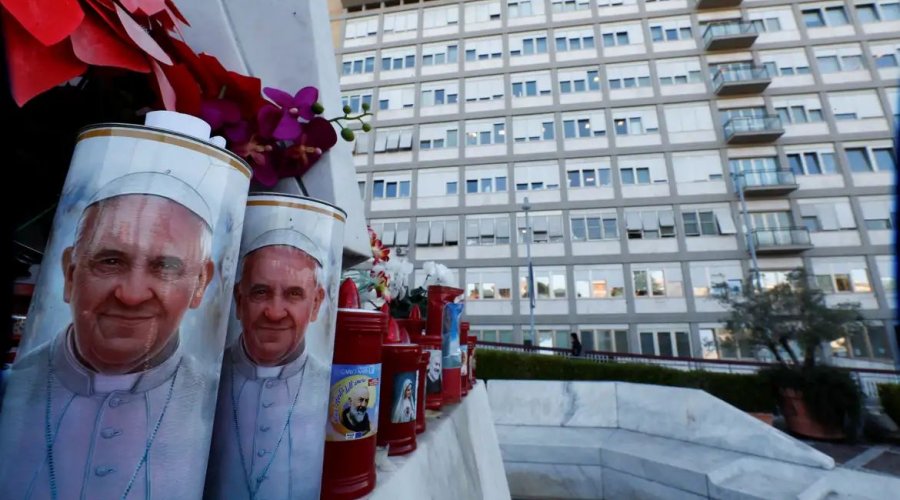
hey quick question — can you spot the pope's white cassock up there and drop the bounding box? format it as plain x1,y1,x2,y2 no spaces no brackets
204,341,330,500
0,327,213,499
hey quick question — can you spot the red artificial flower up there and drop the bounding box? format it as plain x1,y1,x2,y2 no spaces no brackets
368,226,390,264
1,0,185,106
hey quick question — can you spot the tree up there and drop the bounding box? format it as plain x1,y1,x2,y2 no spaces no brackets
714,268,864,369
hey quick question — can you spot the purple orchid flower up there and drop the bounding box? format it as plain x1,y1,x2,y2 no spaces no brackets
263,86,320,141
199,98,251,142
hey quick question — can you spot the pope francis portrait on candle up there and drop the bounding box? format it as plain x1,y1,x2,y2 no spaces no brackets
0,171,217,499
204,227,331,500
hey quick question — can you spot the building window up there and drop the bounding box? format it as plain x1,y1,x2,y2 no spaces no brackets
815,269,871,293
520,268,568,299
342,55,375,75
415,219,459,247
381,51,416,71
750,17,783,33
372,179,411,199
555,30,595,52
564,118,594,138
774,104,824,124
517,215,565,243
466,122,506,145
342,92,373,113
580,329,629,353
682,211,717,236
466,217,511,246
446,181,458,195
419,128,458,150
832,324,891,359
802,6,849,27
422,44,459,66
559,69,601,93
370,221,411,248
816,53,866,73
465,176,508,193
649,24,692,42
700,328,754,359
466,269,512,300
620,167,651,185
571,214,619,241
567,168,612,188
640,330,691,357
421,87,459,106
785,151,837,175
510,35,549,56
625,210,677,239
551,0,591,12
633,269,680,297
602,31,630,47
513,117,556,142
574,268,626,299
761,58,812,77
861,198,895,230
846,147,896,173
474,329,515,343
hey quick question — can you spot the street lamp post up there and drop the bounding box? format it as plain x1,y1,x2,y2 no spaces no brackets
732,171,762,290
522,197,536,347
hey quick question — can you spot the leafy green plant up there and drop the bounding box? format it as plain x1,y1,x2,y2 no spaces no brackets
713,268,865,438
476,349,775,412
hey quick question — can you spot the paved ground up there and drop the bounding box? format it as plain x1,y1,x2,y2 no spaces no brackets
806,440,900,477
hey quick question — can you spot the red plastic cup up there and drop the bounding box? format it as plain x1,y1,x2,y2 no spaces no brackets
321,308,385,500
377,343,421,456
415,351,429,434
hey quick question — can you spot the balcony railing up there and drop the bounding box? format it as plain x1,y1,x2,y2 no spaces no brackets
703,21,758,50
713,66,771,95
723,115,784,143
739,169,798,195
752,227,812,252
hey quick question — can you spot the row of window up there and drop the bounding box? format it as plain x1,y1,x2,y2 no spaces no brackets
344,1,900,45
361,145,895,203
473,321,893,360
451,259,895,304
368,200,894,250
342,18,900,78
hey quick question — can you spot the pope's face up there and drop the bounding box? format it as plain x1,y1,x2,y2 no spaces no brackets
236,245,325,366
63,195,214,375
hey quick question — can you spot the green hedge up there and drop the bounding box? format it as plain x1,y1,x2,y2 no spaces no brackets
878,384,900,426
477,349,775,413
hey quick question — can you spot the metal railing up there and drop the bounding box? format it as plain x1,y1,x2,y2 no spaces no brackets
476,341,900,400
723,115,783,140
713,66,770,89
702,20,758,44
740,169,797,188
751,226,811,249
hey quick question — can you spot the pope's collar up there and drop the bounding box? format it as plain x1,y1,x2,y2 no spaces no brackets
51,326,183,396
231,336,308,380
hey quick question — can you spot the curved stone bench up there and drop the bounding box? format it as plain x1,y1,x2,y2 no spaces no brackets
488,380,900,499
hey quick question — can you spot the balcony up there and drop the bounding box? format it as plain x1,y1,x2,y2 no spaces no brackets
724,115,784,144
713,66,771,96
703,21,758,51
739,170,798,196
696,0,743,8
752,227,812,254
